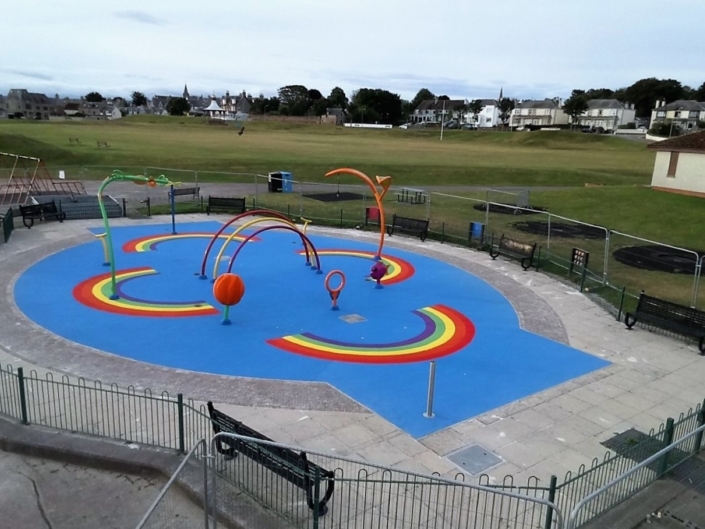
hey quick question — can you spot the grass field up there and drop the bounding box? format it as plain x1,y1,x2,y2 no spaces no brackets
2,117,703,309
0,116,654,186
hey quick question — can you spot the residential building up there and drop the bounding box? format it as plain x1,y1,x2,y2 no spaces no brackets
647,131,705,198
578,99,636,131
4,89,52,120
0,95,6,119
150,96,170,115
464,99,500,128
326,107,347,125
410,99,466,124
650,100,705,131
511,99,569,128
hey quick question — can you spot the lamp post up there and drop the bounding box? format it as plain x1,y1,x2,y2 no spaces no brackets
435,97,446,141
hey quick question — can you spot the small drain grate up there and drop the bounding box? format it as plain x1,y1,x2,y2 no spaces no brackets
339,314,367,324
448,444,503,475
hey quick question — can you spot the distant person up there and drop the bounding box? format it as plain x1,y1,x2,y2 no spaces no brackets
238,126,245,136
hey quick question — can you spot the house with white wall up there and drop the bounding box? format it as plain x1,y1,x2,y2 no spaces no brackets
647,131,705,198
650,100,705,131
579,99,636,131
463,99,500,128
511,99,569,128
410,99,466,124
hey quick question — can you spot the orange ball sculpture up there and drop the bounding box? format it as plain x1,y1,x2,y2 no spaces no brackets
213,273,245,325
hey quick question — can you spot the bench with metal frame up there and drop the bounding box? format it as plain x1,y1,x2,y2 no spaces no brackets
386,213,429,241
207,402,335,514
489,234,536,271
206,196,246,215
624,292,705,355
168,186,200,201
19,200,67,229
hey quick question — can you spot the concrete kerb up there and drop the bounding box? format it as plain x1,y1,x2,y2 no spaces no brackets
0,415,286,529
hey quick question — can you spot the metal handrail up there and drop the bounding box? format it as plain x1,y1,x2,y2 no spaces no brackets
565,423,705,529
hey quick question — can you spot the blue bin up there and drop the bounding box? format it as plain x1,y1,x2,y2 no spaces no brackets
469,221,485,242
281,171,293,193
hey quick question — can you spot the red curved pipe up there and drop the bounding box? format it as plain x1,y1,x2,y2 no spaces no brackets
200,209,292,277
226,226,321,275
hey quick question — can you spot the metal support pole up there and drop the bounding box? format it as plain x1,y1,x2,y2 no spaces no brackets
547,214,551,250
579,266,587,293
170,184,177,235
17,367,28,425
177,393,185,454
122,198,127,218
603,231,610,285
692,258,702,308
659,417,675,476
544,475,558,529
423,361,436,418
617,287,626,322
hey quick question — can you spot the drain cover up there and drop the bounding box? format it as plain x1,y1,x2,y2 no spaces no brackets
339,314,367,324
448,444,503,475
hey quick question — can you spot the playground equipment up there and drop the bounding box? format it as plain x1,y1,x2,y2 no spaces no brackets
325,270,346,310
98,170,174,299
95,233,110,266
370,261,388,289
199,209,294,279
324,168,392,260
210,216,316,281
225,225,322,276
213,273,245,325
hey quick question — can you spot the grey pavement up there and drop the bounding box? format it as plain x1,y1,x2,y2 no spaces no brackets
0,448,166,529
1,211,704,518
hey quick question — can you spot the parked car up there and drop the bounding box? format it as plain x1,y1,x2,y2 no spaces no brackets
398,123,410,129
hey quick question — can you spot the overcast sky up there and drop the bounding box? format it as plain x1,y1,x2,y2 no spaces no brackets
2,0,704,102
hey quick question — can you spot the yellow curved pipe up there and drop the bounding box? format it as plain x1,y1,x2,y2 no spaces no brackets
324,168,392,259
212,217,313,280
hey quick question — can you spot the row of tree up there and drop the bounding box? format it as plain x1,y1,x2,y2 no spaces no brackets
83,76,705,121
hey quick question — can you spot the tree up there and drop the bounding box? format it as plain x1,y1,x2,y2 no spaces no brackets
623,78,686,117
469,99,485,126
312,97,329,117
85,91,104,102
498,97,515,128
694,82,705,101
562,90,589,129
349,88,403,125
166,97,191,116
131,91,147,106
410,88,435,110
327,87,348,109
307,89,323,101
585,88,614,99
277,85,310,116
649,120,680,138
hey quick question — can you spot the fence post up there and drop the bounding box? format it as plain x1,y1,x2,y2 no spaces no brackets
659,417,675,475
340,209,343,228
17,367,28,425
423,361,436,418
122,198,127,218
177,393,185,454
547,214,551,250
694,401,705,453
544,475,558,529
603,231,610,284
441,222,445,244
617,287,626,322
312,466,321,529
536,247,542,272
579,265,587,292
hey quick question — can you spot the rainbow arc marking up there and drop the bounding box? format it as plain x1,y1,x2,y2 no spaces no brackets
267,304,474,363
297,249,414,285
73,267,218,317
123,232,257,253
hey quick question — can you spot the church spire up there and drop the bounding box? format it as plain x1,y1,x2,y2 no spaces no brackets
183,84,189,100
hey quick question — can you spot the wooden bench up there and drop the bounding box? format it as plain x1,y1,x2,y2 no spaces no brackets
68,137,81,144
206,196,246,215
168,187,200,201
489,234,536,271
207,402,335,514
96,141,110,148
386,214,429,241
625,293,705,355
19,200,67,229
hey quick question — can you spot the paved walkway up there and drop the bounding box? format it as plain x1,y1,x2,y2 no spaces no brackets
1,213,704,490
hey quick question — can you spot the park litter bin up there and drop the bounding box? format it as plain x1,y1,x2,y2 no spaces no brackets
268,171,293,193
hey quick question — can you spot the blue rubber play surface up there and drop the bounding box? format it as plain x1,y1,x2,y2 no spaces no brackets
14,221,609,437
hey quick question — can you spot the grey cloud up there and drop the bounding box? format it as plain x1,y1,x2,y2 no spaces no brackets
10,70,53,81
114,11,164,25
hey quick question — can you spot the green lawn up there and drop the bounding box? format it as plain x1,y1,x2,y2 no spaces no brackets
0,116,653,186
